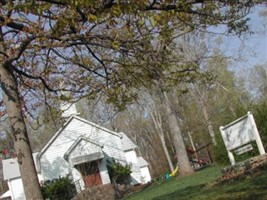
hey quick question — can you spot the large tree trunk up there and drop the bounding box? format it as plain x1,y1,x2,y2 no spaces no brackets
163,93,194,176
0,65,43,200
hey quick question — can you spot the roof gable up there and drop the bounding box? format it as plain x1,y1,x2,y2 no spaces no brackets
121,132,137,151
137,157,149,167
38,115,122,158
63,136,103,161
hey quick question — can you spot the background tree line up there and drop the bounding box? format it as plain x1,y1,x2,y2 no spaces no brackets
0,1,265,199
1,33,266,178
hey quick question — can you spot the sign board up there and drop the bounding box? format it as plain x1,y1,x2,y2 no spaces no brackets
220,114,254,151
234,144,253,155
220,112,265,165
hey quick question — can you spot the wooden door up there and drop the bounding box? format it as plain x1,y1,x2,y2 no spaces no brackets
83,172,102,187
75,161,102,187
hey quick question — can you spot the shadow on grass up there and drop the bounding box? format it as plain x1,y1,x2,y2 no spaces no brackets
152,184,205,200
124,166,267,200
152,176,267,200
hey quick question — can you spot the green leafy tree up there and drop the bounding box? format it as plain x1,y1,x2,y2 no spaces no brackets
0,1,259,198
248,63,267,102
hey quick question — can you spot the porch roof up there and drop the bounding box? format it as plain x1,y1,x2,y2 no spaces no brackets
64,136,103,162
120,132,137,151
138,157,149,167
72,152,104,166
0,190,11,199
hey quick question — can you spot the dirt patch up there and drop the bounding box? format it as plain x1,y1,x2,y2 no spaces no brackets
71,183,152,200
122,183,152,198
72,184,116,200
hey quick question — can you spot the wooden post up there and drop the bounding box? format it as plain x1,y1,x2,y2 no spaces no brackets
248,112,265,155
188,132,200,164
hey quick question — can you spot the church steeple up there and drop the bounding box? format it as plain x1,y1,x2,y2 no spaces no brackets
59,81,79,119
60,101,79,118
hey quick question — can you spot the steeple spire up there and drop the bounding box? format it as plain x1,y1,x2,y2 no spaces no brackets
60,102,79,118
59,81,79,119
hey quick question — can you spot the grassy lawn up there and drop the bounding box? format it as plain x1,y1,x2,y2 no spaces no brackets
123,165,267,200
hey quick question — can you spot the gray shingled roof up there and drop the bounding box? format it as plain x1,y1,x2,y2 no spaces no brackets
2,152,39,180
120,132,137,151
137,157,148,167
38,116,122,158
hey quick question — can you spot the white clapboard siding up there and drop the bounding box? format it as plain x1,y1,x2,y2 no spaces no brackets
40,118,95,179
1,114,152,199
8,178,25,200
125,151,138,164
137,157,151,183
39,116,126,181
99,158,111,185
130,163,142,185
125,150,145,184
67,138,106,187
125,150,139,184
140,166,152,183
68,139,102,160
38,115,150,188
71,168,84,191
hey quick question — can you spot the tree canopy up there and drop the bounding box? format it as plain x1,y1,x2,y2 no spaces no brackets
0,0,261,199
0,0,257,114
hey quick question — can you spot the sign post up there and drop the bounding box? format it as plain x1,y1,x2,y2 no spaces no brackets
248,112,265,155
220,112,265,165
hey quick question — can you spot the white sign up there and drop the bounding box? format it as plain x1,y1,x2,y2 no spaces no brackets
220,112,265,165
234,144,253,155
220,114,254,151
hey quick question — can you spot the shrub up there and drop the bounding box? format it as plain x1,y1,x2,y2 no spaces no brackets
213,134,230,166
252,102,267,149
107,158,132,184
41,177,76,200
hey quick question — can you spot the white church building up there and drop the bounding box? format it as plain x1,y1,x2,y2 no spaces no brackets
1,104,151,200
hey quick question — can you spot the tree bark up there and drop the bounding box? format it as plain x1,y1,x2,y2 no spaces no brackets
0,65,43,200
151,109,174,172
197,89,216,145
163,92,194,176
189,84,217,146
201,101,217,146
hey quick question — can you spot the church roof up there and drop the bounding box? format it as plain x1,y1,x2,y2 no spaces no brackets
137,157,149,167
38,115,122,158
120,132,137,151
63,136,103,161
